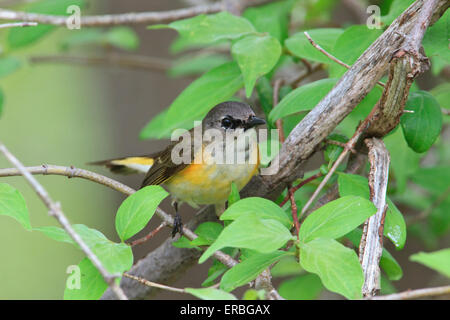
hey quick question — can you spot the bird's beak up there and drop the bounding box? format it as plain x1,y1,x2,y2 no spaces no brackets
245,116,266,129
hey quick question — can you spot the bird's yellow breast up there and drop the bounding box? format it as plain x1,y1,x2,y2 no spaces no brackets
164,137,260,207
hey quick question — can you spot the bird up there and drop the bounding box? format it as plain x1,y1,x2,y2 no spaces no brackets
91,101,266,237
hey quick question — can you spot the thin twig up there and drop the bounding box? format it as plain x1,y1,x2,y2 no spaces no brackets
127,222,167,247
123,273,185,294
279,172,323,207
370,285,450,300
0,0,270,27
0,21,37,28
0,146,128,300
300,105,379,215
303,31,385,88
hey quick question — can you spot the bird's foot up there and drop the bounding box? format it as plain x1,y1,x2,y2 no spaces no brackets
172,212,183,238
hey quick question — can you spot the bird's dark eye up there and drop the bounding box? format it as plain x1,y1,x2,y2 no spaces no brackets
221,117,233,129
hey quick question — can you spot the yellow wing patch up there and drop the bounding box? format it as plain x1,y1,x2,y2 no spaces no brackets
111,157,154,166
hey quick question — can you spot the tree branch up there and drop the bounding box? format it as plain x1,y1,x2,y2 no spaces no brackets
370,285,450,300
0,21,37,28
359,138,390,298
0,147,128,300
0,0,270,27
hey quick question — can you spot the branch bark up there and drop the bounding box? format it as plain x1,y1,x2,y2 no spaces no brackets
359,138,390,298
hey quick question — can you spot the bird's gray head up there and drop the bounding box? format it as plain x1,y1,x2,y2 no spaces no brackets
202,101,266,132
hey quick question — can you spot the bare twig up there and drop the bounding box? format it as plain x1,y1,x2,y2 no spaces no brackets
359,138,390,298
370,285,450,300
0,164,135,195
123,273,185,294
0,0,270,27
300,104,379,215
0,21,37,28
30,54,172,73
0,146,128,300
279,172,323,208
127,222,167,247
303,31,385,88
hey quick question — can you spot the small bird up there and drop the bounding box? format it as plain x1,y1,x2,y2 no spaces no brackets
91,101,266,236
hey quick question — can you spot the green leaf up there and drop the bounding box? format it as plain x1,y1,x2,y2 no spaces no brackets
380,248,403,281
243,0,293,42
199,214,293,263
0,183,31,230
410,249,450,278
220,197,292,228
143,62,243,139
337,173,406,249
329,25,383,78
381,0,415,25
268,78,338,122
271,254,302,277
0,57,22,78
279,274,323,300
401,91,443,153
172,235,200,249
105,27,139,51
34,226,74,244
384,198,406,249
115,186,168,242
202,259,228,287
8,0,85,48
190,222,223,246
299,195,376,243
285,28,343,64
168,53,229,77
232,34,281,98
227,182,240,207
324,133,348,164
220,251,290,292
185,287,237,300
299,238,363,300
152,12,255,45
37,224,133,274
64,258,108,300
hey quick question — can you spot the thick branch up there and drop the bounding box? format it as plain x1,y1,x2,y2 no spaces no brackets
359,138,390,298
259,0,449,193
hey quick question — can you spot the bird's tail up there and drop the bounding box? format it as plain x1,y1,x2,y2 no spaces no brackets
88,156,154,175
